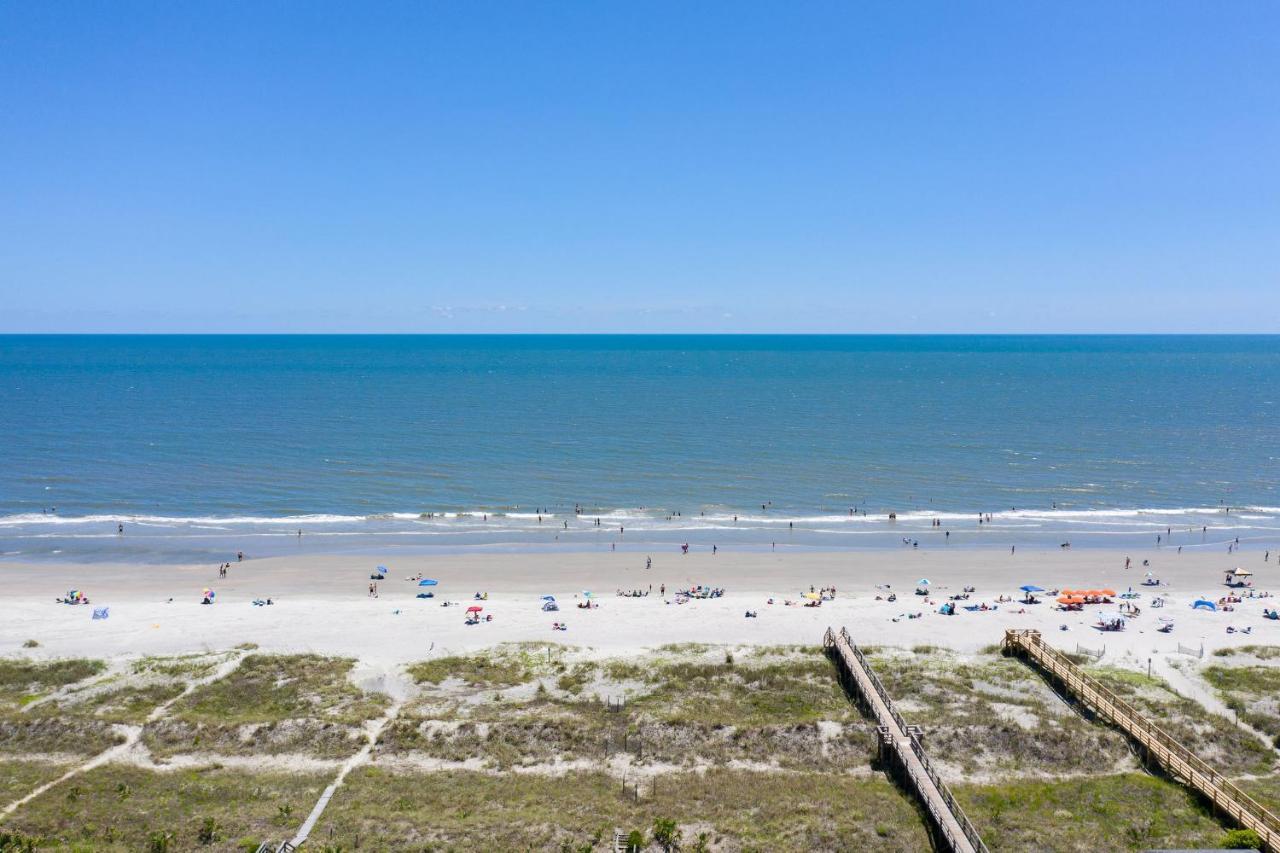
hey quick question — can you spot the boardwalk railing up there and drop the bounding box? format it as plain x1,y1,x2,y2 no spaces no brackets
825,627,989,853
1003,628,1280,852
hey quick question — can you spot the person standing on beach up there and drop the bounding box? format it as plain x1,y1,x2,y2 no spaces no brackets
117,523,123,535
646,556,651,570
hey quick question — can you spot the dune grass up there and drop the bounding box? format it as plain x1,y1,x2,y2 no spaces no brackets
954,773,1231,851
0,659,105,709
0,759,74,806
0,660,130,757
863,649,1133,776
384,646,866,771
1212,645,1280,660
407,653,535,688
1088,666,1274,775
406,643,584,689
165,654,383,725
142,654,387,759
0,764,327,851
627,656,856,727
1237,774,1280,813
320,767,929,851
1201,664,1280,747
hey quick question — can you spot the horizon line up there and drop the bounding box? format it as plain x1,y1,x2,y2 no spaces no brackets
2,331,1279,338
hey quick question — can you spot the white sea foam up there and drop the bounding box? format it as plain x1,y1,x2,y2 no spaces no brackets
0,505,1275,534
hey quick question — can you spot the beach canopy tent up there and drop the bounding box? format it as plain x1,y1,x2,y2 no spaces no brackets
1229,568,1252,577
418,579,439,587
1020,585,1045,593
917,579,931,586
466,605,483,613
1192,599,1217,611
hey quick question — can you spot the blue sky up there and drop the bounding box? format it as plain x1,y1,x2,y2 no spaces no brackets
1,2,1277,333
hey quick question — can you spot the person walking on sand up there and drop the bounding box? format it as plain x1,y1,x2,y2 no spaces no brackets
646,556,652,570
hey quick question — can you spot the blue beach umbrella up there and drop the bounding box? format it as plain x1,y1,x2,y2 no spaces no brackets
418,579,438,587
375,565,388,575
1020,585,1045,593
541,595,556,601
917,579,931,586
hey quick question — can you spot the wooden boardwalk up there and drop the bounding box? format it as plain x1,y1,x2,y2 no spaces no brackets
1003,628,1280,852
824,627,987,853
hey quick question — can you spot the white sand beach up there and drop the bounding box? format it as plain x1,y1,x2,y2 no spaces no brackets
3,548,1274,667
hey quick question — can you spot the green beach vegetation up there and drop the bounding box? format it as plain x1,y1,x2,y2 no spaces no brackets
143,653,388,759
0,644,1275,851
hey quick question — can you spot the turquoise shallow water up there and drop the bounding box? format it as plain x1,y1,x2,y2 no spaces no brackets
1,335,1277,561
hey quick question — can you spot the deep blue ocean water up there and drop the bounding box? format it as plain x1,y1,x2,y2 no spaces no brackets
1,335,1277,561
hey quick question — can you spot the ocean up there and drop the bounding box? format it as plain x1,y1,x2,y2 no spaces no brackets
1,334,1277,562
